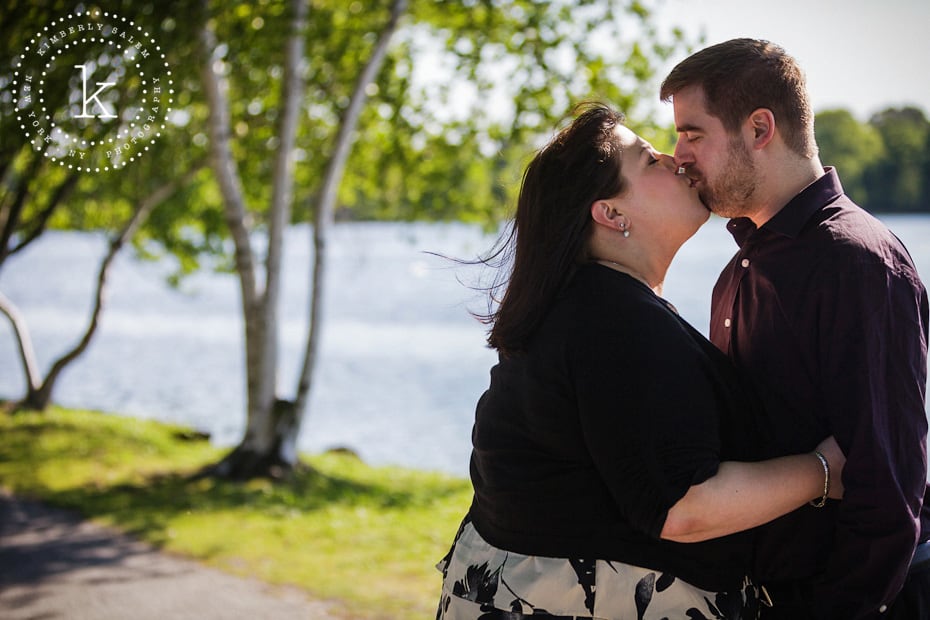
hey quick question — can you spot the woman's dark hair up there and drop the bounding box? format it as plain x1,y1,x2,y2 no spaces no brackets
481,102,627,356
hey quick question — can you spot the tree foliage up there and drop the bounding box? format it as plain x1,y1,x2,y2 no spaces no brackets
0,0,209,410
816,106,930,213
0,0,212,273
3,1,691,266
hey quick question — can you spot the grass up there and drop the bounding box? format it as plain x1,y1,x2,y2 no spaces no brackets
0,406,473,619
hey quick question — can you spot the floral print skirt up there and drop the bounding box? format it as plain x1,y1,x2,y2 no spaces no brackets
436,517,760,620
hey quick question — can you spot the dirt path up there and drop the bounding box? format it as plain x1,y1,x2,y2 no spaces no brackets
0,492,350,619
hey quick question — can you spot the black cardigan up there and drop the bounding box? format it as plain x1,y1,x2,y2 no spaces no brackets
467,263,764,592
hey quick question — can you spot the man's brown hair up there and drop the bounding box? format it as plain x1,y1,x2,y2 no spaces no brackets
660,38,817,158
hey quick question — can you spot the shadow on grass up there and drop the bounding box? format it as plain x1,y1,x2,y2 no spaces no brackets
28,460,468,547
1,409,471,553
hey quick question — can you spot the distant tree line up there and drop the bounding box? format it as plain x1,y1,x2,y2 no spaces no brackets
816,106,930,213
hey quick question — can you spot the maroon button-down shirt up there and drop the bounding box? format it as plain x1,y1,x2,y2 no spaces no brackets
710,168,930,619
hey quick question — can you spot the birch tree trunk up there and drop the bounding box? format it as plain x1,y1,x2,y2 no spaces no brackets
293,0,409,425
199,0,406,478
200,0,307,477
199,8,264,432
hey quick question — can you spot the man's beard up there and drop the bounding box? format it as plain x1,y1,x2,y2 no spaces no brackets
697,137,758,219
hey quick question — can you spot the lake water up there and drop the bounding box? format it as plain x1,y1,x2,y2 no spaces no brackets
1,215,929,477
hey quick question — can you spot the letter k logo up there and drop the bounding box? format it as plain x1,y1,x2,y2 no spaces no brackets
73,64,117,119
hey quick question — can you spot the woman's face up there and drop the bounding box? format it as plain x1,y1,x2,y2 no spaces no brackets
612,125,710,247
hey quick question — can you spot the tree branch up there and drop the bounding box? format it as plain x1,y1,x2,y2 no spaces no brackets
6,171,80,260
247,0,309,432
198,4,259,305
199,0,274,424
265,0,308,308
0,148,48,268
38,163,206,402
294,0,409,415
0,289,41,392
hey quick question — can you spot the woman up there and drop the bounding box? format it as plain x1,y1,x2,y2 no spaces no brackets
436,104,843,619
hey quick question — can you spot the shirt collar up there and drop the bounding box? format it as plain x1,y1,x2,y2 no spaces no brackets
727,167,845,247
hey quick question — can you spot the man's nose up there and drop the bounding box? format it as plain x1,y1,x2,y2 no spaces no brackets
673,140,693,166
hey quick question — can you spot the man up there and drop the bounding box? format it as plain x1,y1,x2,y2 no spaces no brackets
660,38,930,619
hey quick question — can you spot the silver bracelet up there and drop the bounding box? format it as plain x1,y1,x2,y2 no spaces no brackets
809,450,830,508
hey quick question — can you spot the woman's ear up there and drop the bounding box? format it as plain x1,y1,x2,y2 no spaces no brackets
590,200,615,227
747,108,776,150
590,201,629,235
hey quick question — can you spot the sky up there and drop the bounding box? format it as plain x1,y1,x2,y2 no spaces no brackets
647,0,930,124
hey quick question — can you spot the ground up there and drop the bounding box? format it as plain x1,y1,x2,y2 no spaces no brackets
0,491,352,620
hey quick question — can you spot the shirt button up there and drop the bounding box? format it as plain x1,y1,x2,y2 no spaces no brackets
741,258,750,268
724,318,732,328
879,605,888,613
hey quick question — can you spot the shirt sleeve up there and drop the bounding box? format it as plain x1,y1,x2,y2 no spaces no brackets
810,259,929,619
569,295,724,539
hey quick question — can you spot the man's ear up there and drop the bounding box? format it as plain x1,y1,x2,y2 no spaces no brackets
747,108,776,150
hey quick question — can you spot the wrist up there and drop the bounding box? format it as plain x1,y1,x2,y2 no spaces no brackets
809,450,830,508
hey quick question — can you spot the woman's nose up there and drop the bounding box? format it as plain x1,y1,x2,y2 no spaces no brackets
657,153,677,171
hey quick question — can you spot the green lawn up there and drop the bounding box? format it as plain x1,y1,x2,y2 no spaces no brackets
0,407,472,619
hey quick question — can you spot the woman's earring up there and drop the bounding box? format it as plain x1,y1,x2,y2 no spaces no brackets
617,214,630,238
